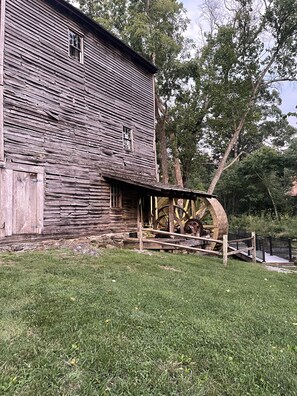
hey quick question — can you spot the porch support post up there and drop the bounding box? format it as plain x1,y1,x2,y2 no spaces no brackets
168,197,174,234
191,199,196,218
150,195,156,228
138,197,144,250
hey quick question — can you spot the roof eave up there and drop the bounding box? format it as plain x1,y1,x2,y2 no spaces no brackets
103,174,214,200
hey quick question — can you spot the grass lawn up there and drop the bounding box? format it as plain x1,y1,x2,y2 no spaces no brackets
0,248,296,396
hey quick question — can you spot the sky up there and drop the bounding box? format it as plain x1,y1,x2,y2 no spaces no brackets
182,0,297,127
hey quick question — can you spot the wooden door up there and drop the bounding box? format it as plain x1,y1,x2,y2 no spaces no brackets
0,165,44,236
13,171,38,234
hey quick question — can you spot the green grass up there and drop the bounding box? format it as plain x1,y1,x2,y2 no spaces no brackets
0,249,296,396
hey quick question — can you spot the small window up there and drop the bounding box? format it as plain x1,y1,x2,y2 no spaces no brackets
69,30,83,63
123,126,133,152
110,183,122,208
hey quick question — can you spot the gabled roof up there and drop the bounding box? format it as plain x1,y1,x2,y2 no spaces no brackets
102,171,214,200
44,0,158,74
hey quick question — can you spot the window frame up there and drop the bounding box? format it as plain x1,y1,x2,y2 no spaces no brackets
122,126,133,152
68,29,84,64
110,183,122,209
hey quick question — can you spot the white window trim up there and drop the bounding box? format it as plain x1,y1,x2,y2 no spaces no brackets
122,125,134,152
68,29,84,64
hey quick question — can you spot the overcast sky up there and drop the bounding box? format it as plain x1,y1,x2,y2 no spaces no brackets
182,0,297,127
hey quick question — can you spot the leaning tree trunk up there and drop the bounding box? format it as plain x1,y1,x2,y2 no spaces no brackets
155,95,169,184
207,112,249,194
157,123,169,184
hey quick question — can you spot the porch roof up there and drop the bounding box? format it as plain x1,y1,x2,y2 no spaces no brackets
102,172,214,200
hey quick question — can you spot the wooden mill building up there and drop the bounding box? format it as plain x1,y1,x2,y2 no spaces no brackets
0,0,212,245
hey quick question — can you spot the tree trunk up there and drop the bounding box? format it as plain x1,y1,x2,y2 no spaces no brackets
155,95,169,184
170,131,183,187
207,112,249,194
158,122,169,184
266,185,280,220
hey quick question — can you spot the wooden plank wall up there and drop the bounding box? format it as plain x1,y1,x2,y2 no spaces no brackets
0,0,6,162
2,0,156,239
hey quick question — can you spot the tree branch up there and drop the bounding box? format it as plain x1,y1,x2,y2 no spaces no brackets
223,152,244,171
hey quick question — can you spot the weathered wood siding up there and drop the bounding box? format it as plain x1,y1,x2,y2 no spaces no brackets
1,0,156,238
0,0,6,162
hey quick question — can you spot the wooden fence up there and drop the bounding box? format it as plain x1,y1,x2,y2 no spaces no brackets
138,227,257,267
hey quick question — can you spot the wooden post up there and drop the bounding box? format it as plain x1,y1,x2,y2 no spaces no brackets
150,195,156,228
223,234,228,268
154,196,158,228
138,197,143,251
191,199,196,218
168,197,174,234
251,232,256,263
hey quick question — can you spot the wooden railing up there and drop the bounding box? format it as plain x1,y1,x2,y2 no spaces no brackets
224,232,256,266
138,227,257,267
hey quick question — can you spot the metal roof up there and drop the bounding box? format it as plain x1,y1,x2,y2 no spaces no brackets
45,0,158,74
102,172,214,200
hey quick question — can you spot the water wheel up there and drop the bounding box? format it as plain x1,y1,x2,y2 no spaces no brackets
155,197,228,249
195,197,229,249
155,204,190,233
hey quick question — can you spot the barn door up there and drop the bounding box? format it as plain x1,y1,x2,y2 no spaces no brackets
0,165,44,237
13,171,41,234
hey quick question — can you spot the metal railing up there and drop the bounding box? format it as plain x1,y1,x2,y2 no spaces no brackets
229,229,293,262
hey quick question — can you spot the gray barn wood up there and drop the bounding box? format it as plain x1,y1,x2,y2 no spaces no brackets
0,0,212,246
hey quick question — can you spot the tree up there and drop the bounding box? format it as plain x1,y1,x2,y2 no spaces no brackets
216,145,297,218
198,0,297,194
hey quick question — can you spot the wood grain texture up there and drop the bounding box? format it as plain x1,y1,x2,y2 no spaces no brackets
1,0,156,239
0,0,6,162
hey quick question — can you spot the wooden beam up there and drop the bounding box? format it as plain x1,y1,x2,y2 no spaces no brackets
168,197,174,233
191,199,196,218
137,197,143,250
144,228,222,244
251,232,256,263
227,246,254,256
5,162,45,174
142,238,221,255
223,234,228,268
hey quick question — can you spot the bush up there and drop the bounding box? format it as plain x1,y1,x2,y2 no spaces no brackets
229,215,297,238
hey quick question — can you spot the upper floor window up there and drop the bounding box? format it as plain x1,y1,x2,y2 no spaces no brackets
69,30,83,63
123,126,133,152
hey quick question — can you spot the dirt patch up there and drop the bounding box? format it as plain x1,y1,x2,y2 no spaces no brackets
159,265,182,273
265,265,297,274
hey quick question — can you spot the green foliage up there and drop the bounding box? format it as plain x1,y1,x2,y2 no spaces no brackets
168,0,297,189
216,144,297,217
229,215,297,238
0,249,297,395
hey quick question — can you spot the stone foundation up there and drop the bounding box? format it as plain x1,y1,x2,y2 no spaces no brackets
0,233,129,253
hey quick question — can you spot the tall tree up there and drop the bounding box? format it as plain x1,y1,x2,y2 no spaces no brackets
197,0,297,194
